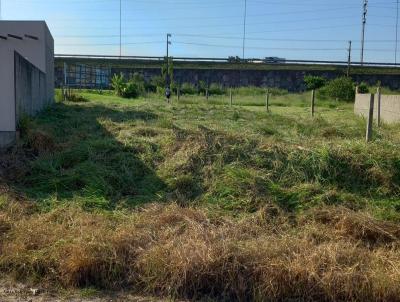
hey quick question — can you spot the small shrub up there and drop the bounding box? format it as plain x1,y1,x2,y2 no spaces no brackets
111,73,126,97
358,82,370,94
130,73,146,93
304,75,326,90
156,86,165,96
111,73,146,98
181,83,197,95
121,82,140,98
198,80,207,95
324,77,355,102
209,83,225,95
150,75,165,92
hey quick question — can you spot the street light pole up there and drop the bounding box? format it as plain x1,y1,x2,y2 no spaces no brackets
396,0,399,64
242,0,247,60
119,0,122,57
166,33,172,88
347,40,352,77
360,0,368,65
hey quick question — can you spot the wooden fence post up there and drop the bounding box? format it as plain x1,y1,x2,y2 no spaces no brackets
266,89,270,112
230,89,233,106
377,86,381,127
366,93,375,142
311,89,315,117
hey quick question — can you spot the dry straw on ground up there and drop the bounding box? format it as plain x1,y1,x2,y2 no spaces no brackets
0,202,399,302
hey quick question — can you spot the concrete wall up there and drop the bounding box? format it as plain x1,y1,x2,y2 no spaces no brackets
55,58,400,92
15,52,48,123
0,21,54,148
354,93,400,124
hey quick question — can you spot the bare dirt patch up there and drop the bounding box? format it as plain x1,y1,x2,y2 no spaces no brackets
0,278,168,302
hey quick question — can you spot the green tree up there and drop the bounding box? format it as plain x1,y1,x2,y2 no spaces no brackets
304,75,326,90
325,76,355,102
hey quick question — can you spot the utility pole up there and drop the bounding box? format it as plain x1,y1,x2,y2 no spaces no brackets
242,0,247,60
360,0,368,65
396,0,399,64
119,0,122,57
166,33,172,88
347,40,352,77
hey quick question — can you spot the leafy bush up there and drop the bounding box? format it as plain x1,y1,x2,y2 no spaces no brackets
111,73,126,97
150,76,165,92
156,86,165,96
181,83,197,95
111,73,146,98
209,83,225,95
198,80,207,95
324,77,355,102
304,75,326,90
358,82,370,94
121,82,140,98
130,73,146,95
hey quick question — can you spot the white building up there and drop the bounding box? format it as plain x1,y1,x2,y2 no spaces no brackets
0,21,54,148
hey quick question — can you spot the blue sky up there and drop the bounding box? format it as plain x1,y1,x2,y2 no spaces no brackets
1,0,399,62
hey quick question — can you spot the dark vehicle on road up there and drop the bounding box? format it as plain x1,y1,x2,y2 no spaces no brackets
263,56,286,63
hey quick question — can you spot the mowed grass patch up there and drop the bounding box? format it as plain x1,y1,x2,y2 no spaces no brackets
1,91,400,299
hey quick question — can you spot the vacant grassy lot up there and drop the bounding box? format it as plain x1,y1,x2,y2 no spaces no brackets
1,91,400,301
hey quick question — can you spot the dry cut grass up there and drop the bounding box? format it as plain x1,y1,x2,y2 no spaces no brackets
0,202,399,302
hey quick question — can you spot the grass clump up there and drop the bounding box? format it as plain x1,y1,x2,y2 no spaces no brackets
66,93,89,103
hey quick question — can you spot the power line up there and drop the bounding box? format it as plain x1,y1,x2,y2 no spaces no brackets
55,32,400,44
57,41,164,46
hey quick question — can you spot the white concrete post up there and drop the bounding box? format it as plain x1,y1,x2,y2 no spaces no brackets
377,86,381,127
